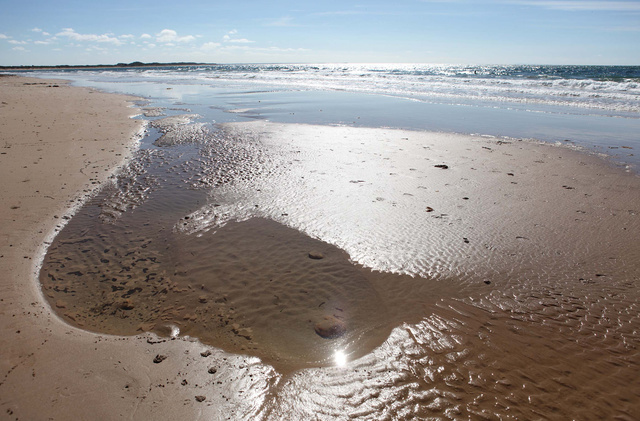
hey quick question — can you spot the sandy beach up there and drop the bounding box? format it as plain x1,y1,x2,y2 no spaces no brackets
0,76,265,420
2,74,639,420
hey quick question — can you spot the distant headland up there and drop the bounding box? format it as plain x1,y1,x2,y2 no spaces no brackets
0,61,214,71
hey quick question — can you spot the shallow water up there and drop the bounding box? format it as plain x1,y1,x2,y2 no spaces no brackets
26,64,640,168
35,67,640,418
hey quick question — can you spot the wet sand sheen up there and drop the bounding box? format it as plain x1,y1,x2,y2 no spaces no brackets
43,214,448,372
37,115,640,417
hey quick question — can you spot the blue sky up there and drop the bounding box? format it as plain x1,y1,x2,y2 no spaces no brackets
1,0,639,65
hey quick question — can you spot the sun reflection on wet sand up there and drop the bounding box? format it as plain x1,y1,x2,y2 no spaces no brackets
333,350,348,367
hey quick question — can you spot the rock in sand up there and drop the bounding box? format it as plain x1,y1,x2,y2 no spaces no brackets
314,315,346,339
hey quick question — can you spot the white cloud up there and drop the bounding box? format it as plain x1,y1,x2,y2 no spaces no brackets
156,29,196,43
34,40,52,45
119,34,135,40
508,1,640,11
202,42,221,50
223,30,254,43
12,46,27,51
140,33,152,39
32,27,42,32
0,34,10,39
56,28,124,45
8,40,28,45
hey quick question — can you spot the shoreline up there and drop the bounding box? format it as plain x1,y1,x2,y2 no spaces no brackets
2,74,639,419
0,75,250,420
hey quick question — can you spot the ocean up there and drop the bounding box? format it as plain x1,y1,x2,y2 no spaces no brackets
28,63,640,167
26,64,640,419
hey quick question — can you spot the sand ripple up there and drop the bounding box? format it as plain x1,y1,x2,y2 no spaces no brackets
39,121,640,419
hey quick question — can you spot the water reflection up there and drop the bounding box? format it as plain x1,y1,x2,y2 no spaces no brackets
334,350,347,367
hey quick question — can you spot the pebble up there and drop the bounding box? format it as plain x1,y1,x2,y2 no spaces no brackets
153,354,167,364
314,315,346,339
308,251,324,260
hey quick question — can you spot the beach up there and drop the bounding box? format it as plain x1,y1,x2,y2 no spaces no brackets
1,73,639,419
0,76,262,420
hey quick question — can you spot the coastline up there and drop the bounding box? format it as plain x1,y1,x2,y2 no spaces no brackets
1,74,639,419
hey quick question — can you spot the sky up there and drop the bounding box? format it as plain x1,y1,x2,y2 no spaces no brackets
1,0,639,66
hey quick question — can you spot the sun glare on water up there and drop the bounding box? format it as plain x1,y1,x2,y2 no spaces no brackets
334,350,347,367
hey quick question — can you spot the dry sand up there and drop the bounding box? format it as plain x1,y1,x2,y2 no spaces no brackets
1,75,639,420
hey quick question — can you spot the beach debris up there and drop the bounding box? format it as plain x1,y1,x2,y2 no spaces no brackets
425,206,434,212
314,315,346,339
484,280,491,285
308,251,324,260
153,354,167,364
463,237,470,244
119,300,135,310
195,395,206,402
434,164,449,169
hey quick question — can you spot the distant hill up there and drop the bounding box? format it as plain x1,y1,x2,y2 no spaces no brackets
0,62,214,70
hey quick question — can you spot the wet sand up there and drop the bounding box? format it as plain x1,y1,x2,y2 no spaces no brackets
3,75,640,419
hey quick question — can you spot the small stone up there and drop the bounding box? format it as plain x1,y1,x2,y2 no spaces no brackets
181,379,188,386
198,295,208,303
195,395,206,402
200,350,212,357
119,300,135,310
434,164,449,169
55,300,67,309
308,251,324,260
153,354,167,364
208,367,217,374
314,316,346,339
484,280,491,285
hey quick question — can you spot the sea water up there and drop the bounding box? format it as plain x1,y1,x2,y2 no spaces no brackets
27,63,640,167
